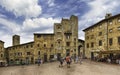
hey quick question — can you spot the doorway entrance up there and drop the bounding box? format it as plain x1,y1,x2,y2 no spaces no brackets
57,53,61,60
91,52,94,60
44,54,47,62
66,49,70,56
31,57,34,64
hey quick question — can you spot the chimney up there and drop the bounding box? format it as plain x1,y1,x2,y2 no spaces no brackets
105,13,112,19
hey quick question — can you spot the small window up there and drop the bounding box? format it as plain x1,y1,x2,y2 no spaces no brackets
109,38,113,46
118,27,120,31
31,45,33,48
20,53,22,56
74,49,76,52
118,36,120,45
66,35,70,39
57,26,61,29
18,53,20,56
99,32,102,36
26,45,28,48
44,44,46,47
109,20,112,25
1,54,3,57
99,40,102,46
66,42,70,46
58,41,60,44
38,51,40,55
51,44,53,47
74,38,76,41
37,44,40,47
27,52,30,55
109,29,113,33
91,42,94,48
87,43,89,48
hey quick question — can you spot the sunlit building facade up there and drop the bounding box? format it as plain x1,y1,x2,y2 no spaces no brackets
83,13,120,59
0,15,84,65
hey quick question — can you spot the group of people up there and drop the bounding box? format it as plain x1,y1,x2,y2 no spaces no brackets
37,58,43,66
107,58,120,64
94,54,120,65
59,55,83,68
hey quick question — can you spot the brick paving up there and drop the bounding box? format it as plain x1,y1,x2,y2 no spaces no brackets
0,60,120,75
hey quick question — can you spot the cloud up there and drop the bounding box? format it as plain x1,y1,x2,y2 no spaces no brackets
79,0,120,30
0,17,60,47
0,13,7,18
1,0,120,47
78,0,120,40
22,17,60,32
0,0,42,18
41,0,83,18
47,0,55,7
0,34,12,47
0,18,21,34
78,31,85,40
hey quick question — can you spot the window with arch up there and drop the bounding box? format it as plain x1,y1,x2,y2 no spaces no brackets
1,54,3,57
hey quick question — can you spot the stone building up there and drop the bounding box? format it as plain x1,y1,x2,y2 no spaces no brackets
83,13,120,59
0,40,6,66
6,41,34,65
0,15,84,65
34,33,54,62
54,15,78,59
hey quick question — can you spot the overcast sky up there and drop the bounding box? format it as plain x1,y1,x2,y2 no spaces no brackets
0,0,120,47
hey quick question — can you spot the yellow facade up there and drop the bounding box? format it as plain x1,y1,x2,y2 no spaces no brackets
6,42,34,65
83,13,120,59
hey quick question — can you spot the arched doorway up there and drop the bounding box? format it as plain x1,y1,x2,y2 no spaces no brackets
78,45,82,56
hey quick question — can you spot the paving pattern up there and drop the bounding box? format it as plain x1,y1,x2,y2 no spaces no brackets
0,60,120,75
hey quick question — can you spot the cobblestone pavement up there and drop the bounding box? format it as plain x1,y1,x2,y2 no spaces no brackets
0,60,120,75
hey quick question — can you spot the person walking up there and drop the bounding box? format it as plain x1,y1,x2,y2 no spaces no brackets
74,55,76,63
79,53,83,64
38,58,41,66
59,57,64,67
76,56,78,63
118,58,120,65
65,55,71,68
